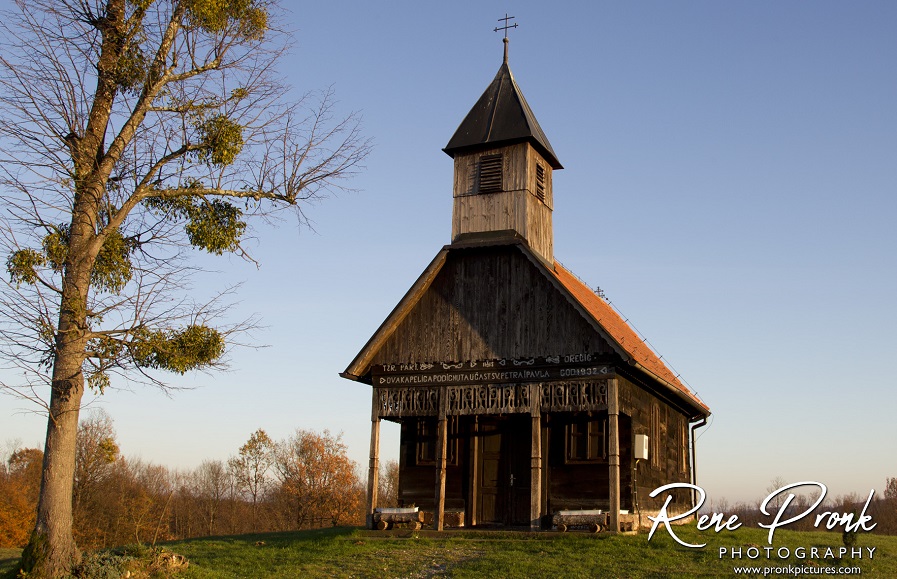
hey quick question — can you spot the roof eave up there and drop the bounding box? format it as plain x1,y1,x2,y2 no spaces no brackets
442,138,563,170
340,249,450,382
628,360,711,419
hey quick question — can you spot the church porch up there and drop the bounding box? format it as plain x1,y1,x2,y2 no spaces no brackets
365,379,630,532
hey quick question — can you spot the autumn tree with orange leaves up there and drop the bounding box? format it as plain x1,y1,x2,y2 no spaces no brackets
272,430,362,529
0,447,43,547
1,423,365,549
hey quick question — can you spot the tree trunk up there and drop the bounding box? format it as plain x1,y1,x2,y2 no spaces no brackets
251,495,258,532
21,208,94,577
20,351,86,577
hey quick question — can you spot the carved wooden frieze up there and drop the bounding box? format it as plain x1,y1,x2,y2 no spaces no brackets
375,380,608,418
445,383,531,415
377,387,438,417
540,381,607,412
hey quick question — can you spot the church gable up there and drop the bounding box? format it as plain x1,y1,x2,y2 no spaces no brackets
368,243,616,368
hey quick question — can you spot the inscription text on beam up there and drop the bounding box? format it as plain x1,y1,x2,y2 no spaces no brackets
372,354,614,388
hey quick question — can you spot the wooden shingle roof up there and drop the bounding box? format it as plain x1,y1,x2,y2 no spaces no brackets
549,261,710,416
443,60,562,169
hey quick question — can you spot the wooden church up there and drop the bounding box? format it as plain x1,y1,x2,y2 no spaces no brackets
342,37,710,532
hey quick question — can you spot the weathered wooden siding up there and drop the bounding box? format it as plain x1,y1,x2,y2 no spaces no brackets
619,376,692,510
451,143,554,262
525,196,552,264
452,188,529,239
452,143,552,201
526,144,554,211
397,419,466,510
544,413,633,512
370,246,614,365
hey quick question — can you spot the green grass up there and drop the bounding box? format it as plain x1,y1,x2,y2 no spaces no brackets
0,549,20,578
3,526,896,578
172,525,897,578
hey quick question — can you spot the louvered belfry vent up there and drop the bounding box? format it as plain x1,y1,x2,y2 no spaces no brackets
535,162,546,202
478,154,503,193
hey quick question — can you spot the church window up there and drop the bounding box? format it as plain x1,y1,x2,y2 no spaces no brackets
478,154,503,193
565,417,606,463
416,417,459,466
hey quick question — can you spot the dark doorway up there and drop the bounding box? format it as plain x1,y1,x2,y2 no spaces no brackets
476,416,531,525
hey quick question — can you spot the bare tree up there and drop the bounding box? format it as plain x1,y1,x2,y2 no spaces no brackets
228,428,273,531
378,459,399,508
73,409,120,545
191,460,230,536
876,477,897,535
764,476,789,510
0,0,370,575
886,477,897,502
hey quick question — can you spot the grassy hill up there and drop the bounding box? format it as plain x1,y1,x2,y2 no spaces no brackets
3,525,896,578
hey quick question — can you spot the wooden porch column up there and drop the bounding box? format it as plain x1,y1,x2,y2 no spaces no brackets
367,388,381,530
530,383,542,530
608,378,621,533
541,419,549,519
434,391,448,531
468,417,479,527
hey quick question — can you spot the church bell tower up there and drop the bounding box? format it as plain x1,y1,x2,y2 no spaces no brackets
443,36,563,265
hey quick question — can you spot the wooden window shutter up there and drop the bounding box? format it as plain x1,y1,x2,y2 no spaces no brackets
651,402,661,469
478,154,503,193
535,162,546,202
416,418,436,465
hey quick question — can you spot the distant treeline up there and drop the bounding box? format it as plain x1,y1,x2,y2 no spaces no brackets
0,410,399,549
700,478,897,536
4,411,892,549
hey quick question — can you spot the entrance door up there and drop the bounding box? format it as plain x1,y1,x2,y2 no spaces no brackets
477,417,531,525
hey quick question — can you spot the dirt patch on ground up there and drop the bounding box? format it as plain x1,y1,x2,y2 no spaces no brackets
377,546,484,578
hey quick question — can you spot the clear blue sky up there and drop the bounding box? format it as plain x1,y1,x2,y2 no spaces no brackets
1,1,895,505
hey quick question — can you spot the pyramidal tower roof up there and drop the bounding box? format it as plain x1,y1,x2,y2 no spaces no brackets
444,39,562,169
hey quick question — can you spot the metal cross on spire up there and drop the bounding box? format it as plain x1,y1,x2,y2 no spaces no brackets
494,14,518,38
494,14,517,62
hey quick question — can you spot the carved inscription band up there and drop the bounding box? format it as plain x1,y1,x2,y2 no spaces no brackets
542,381,607,412
378,387,438,417
376,381,607,418
446,384,530,415
371,354,613,388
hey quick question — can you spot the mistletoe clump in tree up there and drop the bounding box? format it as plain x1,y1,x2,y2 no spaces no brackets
0,0,370,576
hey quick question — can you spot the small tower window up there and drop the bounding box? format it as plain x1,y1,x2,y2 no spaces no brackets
535,162,546,202
478,154,503,193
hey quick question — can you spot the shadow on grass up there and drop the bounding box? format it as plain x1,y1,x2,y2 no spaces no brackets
165,525,356,545
0,548,22,579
